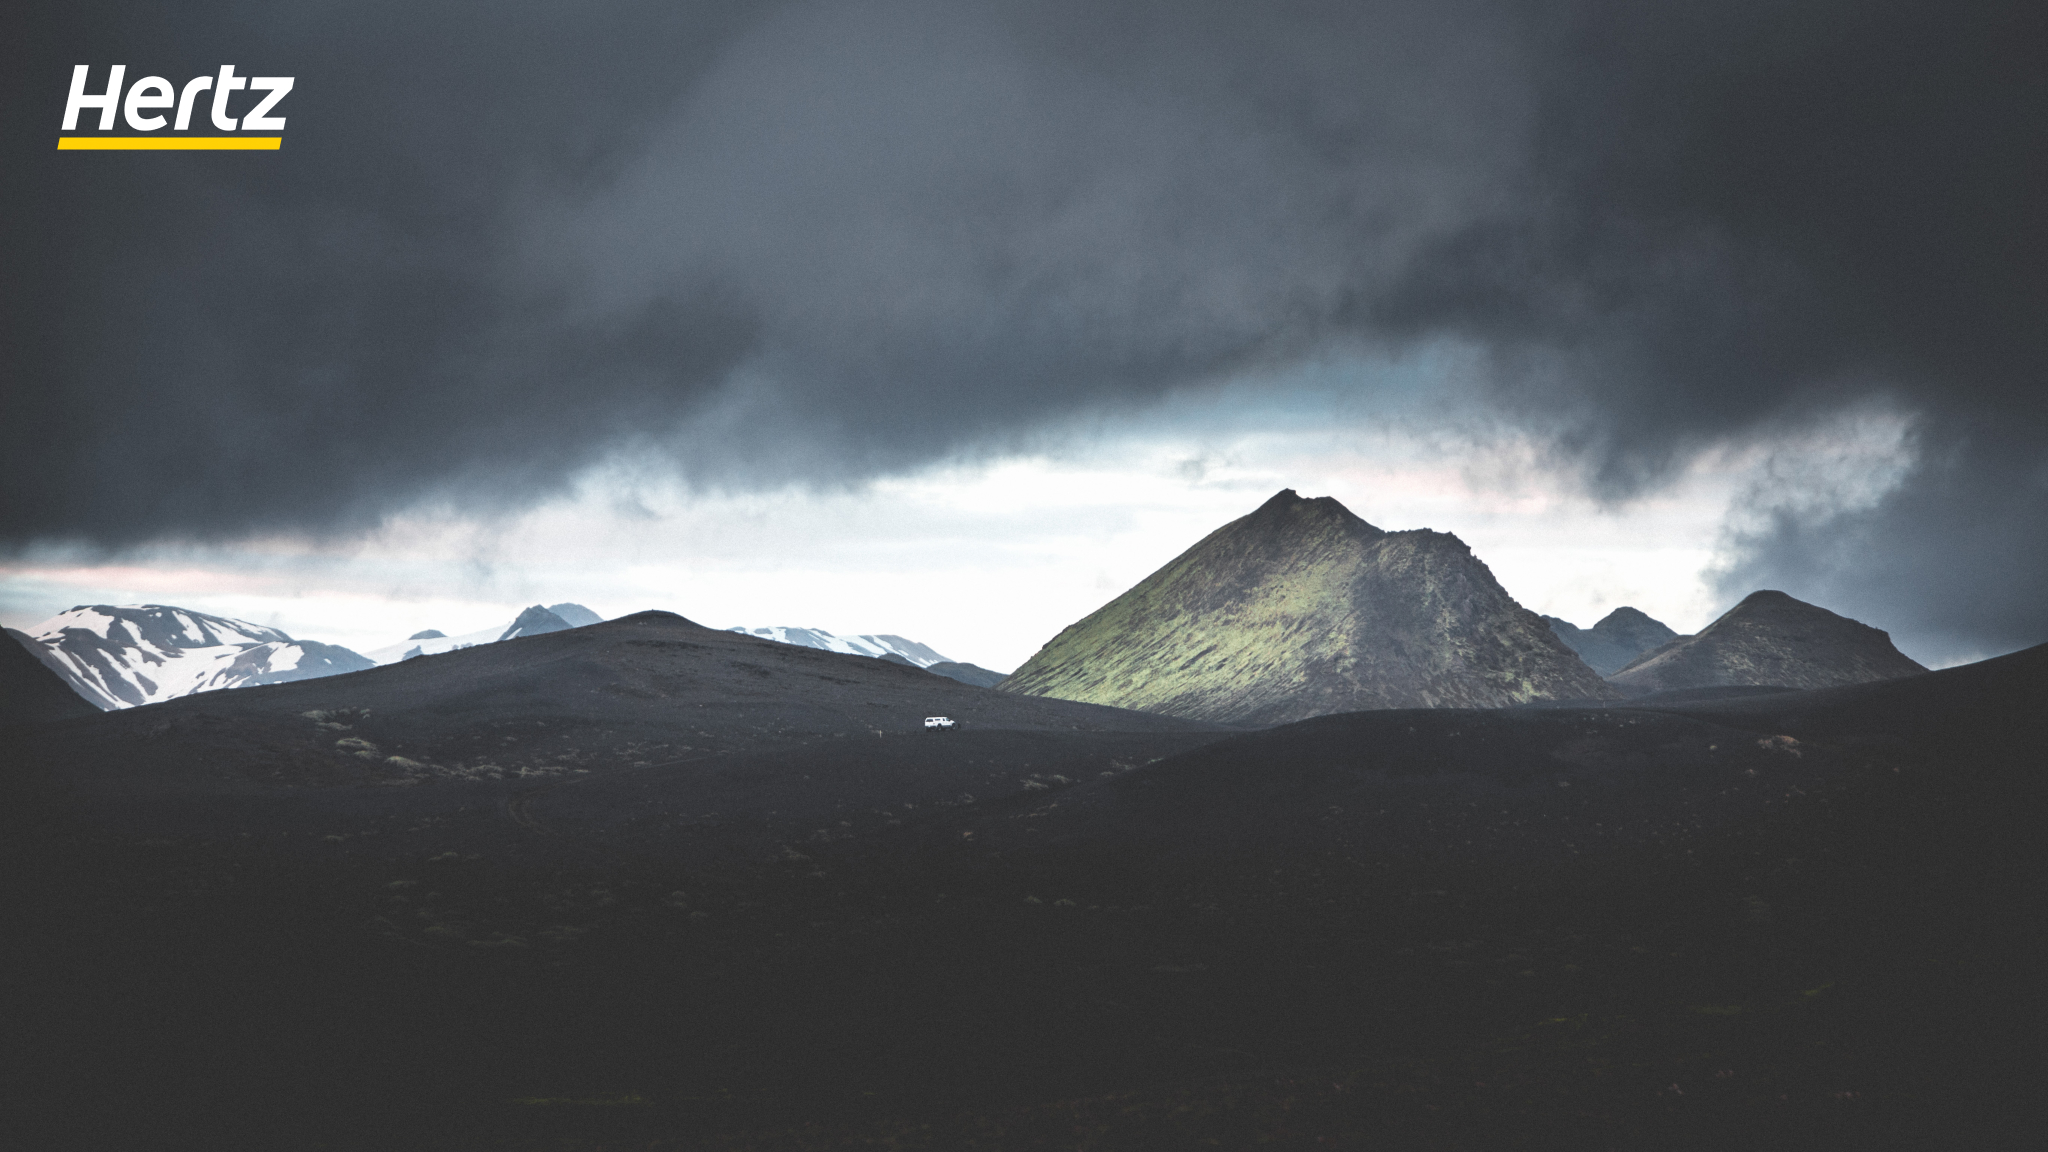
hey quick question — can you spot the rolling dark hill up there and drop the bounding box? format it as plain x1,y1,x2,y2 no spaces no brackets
4,609,1224,866
3,628,99,726
1608,590,1926,694
1001,489,1618,724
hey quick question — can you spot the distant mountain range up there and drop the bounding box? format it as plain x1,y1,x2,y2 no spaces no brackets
361,603,601,664
3,601,1012,713
9,605,377,710
999,492,1942,725
4,602,615,712
2,524,1934,724
1001,489,1619,724
724,627,950,665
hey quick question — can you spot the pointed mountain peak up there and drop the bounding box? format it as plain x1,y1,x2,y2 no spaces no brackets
1732,589,1797,609
1594,606,1663,629
1244,488,1383,536
1548,606,1680,675
499,605,573,642
1726,589,1851,622
1711,590,1885,635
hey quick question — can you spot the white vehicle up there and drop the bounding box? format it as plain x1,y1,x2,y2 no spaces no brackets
924,716,956,729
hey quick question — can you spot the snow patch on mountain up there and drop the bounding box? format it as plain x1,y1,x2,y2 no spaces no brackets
726,627,952,667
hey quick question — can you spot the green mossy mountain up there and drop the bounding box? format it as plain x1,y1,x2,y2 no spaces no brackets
1608,590,1927,693
1000,490,1619,724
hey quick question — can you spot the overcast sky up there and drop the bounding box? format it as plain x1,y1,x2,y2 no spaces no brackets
5,1,2043,670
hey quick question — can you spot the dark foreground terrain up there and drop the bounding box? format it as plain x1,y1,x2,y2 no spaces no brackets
3,613,2042,1149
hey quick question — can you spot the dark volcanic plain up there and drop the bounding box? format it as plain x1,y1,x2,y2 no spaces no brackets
4,612,2042,1150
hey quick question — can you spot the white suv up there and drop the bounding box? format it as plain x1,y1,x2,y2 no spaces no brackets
923,716,956,729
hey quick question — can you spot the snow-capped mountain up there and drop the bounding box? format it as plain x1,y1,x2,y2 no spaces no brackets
360,603,601,665
725,626,952,667
14,605,375,710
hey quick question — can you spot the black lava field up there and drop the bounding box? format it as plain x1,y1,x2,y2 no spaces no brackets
4,613,2042,1149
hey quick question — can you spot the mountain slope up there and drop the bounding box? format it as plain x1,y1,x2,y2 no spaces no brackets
4,628,102,724
15,605,375,710
1608,589,1926,693
1544,607,1681,675
1000,490,1618,724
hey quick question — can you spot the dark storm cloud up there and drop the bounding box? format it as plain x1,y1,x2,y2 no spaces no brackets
4,1,2044,655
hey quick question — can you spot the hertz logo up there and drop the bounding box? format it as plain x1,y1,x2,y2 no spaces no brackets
59,66,293,150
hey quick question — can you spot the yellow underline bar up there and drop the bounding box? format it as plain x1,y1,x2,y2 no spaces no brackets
58,136,282,150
